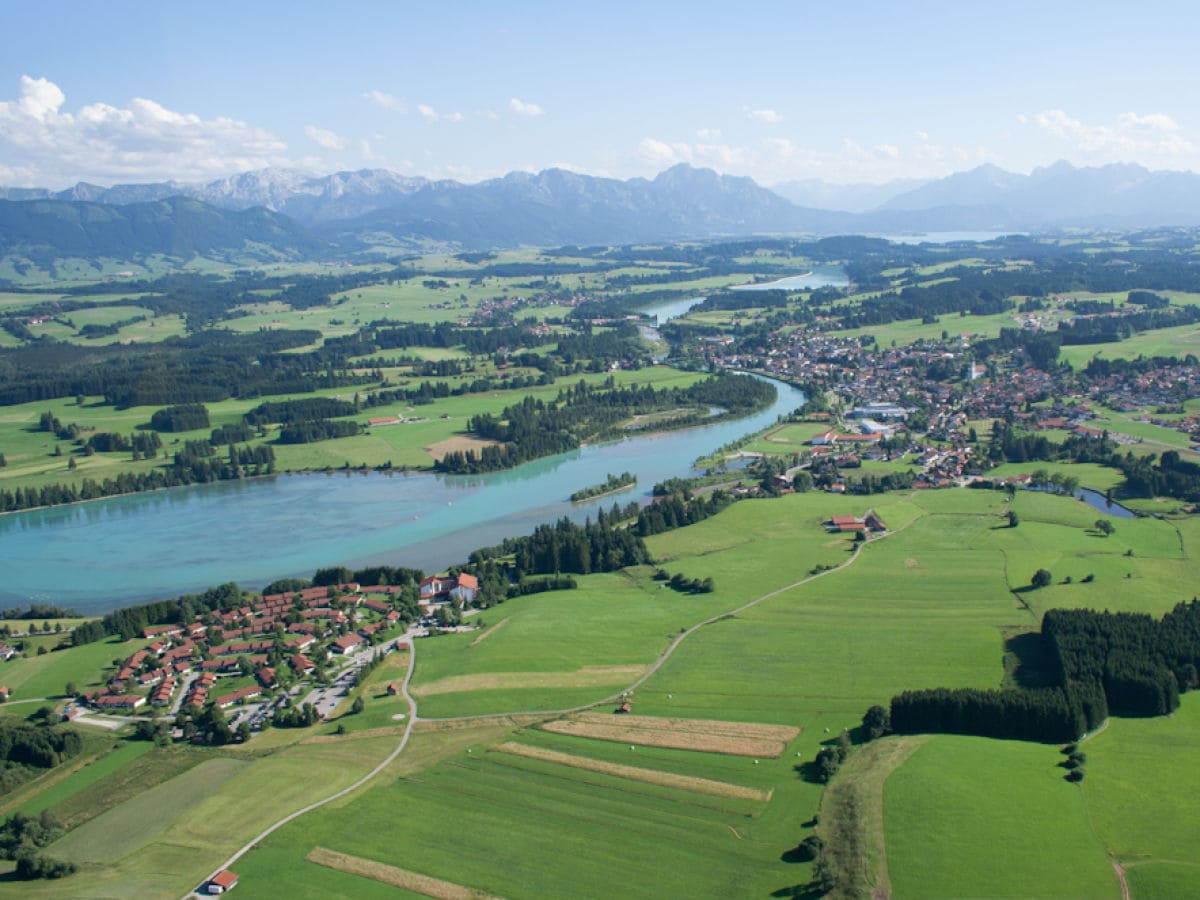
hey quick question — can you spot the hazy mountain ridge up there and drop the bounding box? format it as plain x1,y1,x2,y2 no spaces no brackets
0,196,326,267
5,161,1200,267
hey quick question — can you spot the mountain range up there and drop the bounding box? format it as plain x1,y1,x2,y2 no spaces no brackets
4,160,1200,269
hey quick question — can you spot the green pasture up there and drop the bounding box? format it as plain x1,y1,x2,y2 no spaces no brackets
883,734,1116,898
0,634,143,699
1058,320,1200,367
1082,692,1200,870
17,739,154,817
983,461,1126,492
227,724,817,900
411,572,736,718
47,756,250,864
840,310,1017,346
0,364,703,494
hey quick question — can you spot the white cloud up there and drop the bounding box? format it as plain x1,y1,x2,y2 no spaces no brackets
1033,108,1194,161
509,97,545,117
364,89,406,112
697,127,722,141
417,104,438,121
746,107,783,124
304,124,347,151
444,111,465,123
0,75,290,186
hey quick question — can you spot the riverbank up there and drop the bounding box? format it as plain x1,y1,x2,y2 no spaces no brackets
0,377,807,613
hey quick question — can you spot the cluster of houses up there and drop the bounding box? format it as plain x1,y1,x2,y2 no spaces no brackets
78,579,450,717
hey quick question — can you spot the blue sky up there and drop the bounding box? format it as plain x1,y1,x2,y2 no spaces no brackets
2,1,1198,188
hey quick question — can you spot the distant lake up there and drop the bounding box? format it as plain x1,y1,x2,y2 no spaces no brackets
730,265,849,292
873,231,1024,245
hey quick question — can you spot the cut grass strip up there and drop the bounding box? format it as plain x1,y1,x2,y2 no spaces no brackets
470,617,509,646
412,665,646,697
306,846,503,900
493,741,772,802
540,712,799,758
571,712,800,741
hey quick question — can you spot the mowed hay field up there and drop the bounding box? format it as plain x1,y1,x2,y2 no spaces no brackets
883,734,1118,898
226,721,800,900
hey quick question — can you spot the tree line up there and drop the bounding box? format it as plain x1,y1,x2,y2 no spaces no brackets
889,599,1200,742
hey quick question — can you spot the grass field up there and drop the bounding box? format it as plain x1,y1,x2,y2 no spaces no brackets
883,734,1117,898
0,364,702,494
46,756,251,865
0,634,143,699
8,486,1200,898
1058,320,1200,367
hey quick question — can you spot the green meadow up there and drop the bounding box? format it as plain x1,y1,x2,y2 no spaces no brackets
883,734,1117,898
0,364,702,493
4,485,1200,898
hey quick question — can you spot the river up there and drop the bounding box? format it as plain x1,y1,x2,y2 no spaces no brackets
0,298,804,614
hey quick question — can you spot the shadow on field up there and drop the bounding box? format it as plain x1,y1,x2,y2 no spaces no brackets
771,883,826,899
1004,630,1058,689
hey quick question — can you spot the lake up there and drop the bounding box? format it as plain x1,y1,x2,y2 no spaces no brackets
0,294,803,614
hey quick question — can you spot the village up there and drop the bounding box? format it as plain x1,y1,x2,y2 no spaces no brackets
0,573,484,743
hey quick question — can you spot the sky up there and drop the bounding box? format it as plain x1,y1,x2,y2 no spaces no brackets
2,1,1199,189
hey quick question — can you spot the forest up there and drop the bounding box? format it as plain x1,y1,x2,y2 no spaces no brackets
890,599,1200,741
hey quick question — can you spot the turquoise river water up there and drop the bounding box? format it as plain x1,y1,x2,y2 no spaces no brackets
0,295,813,614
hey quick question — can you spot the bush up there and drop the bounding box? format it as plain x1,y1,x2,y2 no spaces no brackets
792,834,824,862
14,852,77,880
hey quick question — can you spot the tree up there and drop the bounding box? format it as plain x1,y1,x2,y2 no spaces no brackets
1095,519,1115,536
351,695,365,715
1031,569,1053,589
862,704,891,740
64,682,77,698
235,720,251,743
1007,510,1020,528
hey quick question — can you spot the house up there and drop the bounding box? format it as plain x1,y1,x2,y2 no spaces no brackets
208,870,239,894
332,633,364,655
0,686,9,702
419,575,449,599
0,644,18,661
257,666,277,688
290,654,316,675
450,573,478,603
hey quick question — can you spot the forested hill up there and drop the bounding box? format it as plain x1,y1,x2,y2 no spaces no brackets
0,196,327,267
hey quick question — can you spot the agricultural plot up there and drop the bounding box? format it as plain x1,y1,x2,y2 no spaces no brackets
410,572,735,718
539,713,799,757
883,734,1117,898
227,723,804,900
1081,692,1200,881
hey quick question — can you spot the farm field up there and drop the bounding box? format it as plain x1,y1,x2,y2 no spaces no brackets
883,734,1117,898
1058,320,1200,367
0,364,703,494
220,486,1182,899
0,485,1198,897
